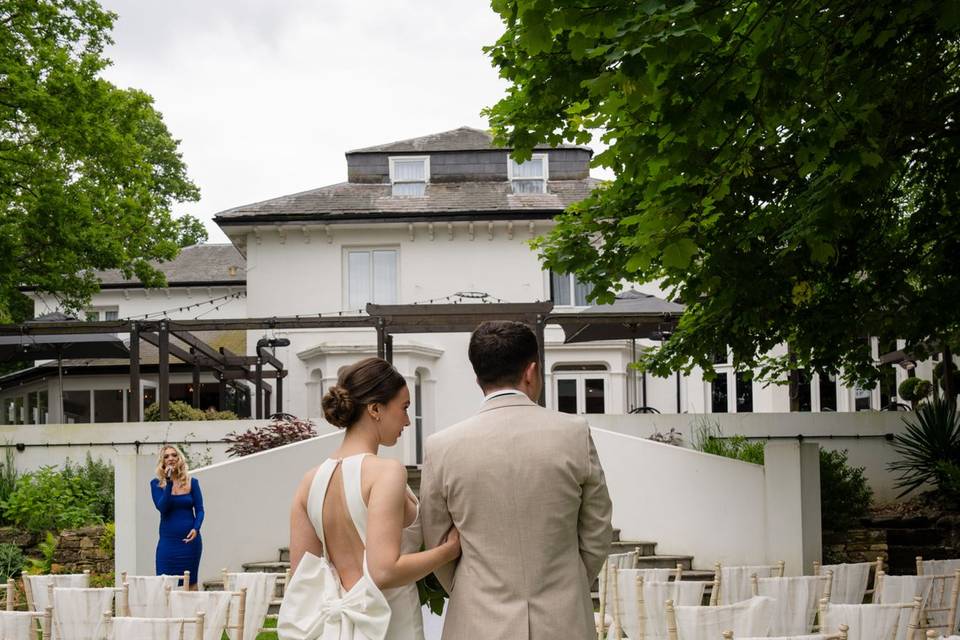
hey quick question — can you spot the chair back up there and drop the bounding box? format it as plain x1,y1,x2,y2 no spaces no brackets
753,574,831,635
105,611,205,640
666,596,774,640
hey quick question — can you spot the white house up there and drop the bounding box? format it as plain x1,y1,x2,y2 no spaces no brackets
3,128,923,453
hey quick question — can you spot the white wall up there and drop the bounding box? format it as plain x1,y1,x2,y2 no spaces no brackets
589,412,914,503
116,430,404,585
0,419,267,473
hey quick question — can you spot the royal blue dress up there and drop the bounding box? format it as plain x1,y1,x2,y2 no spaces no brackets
150,477,204,586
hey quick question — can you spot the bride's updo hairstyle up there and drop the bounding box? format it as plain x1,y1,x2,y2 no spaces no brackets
322,357,406,429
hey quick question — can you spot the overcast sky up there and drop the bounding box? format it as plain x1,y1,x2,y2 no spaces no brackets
98,0,516,243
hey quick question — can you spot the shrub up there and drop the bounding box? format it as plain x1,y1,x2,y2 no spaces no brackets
0,446,18,525
648,427,683,446
25,532,57,575
820,449,873,533
1,467,103,533
0,543,24,581
203,408,239,421
144,401,207,422
99,522,115,555
898,378,932,406
224,413,317,457
889,397,960,497
62,454,114,521
692,419,765,465
89,571,115,588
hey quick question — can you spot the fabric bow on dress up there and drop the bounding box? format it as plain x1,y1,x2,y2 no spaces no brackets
278,552,392,640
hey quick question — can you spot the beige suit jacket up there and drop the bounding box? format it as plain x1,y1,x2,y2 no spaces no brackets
420,393,613,640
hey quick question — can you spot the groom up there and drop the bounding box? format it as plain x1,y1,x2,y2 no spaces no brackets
420,320,613,640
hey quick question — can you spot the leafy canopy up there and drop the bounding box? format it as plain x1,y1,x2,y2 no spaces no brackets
0,0,205,317
484,0,960,385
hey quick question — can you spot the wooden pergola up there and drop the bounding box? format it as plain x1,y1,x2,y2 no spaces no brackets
0,300,685,420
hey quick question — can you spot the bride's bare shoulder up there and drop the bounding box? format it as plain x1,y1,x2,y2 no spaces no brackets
362,456,407,487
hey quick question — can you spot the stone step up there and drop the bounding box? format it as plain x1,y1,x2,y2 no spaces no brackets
637,555,694,571
279,547,289,563
242,560,290,573
611,540,656,556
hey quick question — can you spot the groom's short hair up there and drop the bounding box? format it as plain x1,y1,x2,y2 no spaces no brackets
469,321,539,387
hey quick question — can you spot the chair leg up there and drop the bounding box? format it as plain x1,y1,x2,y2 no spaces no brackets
610,565,622,639
665,599,678,640
42,606,52,640
237,587,247,640
906,595,923,640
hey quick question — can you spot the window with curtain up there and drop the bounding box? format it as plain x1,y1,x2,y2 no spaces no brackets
390,157,428,196
347,249,398,310
550,270,593,306
509,154,548,193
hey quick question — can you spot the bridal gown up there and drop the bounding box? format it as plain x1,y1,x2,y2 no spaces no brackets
280,453,425,640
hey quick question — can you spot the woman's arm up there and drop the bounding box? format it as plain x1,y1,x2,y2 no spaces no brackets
365,460,460,590
289,469,323,575
151,479,174,514
191,479,205,531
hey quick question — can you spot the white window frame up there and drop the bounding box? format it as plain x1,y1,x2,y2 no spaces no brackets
85,306,119,321
552,364,609,414
342,246,400,311
548,270,592,307
705,350,754,413
508,153,549,194
388,156,430,197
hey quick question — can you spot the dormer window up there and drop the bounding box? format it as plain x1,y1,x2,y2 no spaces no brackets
389,156,429,196
509,154,548,194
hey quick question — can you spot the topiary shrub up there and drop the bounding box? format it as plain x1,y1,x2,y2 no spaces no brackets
224,413,317,457
820,449,873,533
898,378,932,407
0,543,24,581
144,401,207,422
1,467,103,533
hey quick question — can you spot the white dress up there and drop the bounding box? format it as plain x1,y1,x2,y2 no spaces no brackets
278,454,424,640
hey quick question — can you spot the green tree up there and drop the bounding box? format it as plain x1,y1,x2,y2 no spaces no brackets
0,0,205,318
484,0,960,386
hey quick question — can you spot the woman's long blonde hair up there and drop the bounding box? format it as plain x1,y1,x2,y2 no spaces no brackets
155,445,189,487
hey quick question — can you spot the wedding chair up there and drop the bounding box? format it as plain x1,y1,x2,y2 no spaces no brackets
874,571,935,606
0,607,52,639
103,610,205,640
598,552,640,639
720,625,849,639
916,569,960,637
169,586,245,640
120,573,185,616
22,571,90,612
665,595,775,639
224,570,287,640
751,573,833,635
709,561,785,606
815,560,880,604
924,631,960,639
607,567,708,639
50,585,123,640
918,558,960,577
635,565,685,583
819,596,923,640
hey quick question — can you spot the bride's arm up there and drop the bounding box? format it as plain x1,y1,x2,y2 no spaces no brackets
366,459,460,590
289,469,324,576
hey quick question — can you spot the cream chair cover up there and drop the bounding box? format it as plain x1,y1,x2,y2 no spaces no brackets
168,590,231,640
674,596,774,638
125,576,182,617
755,576,825,635
25,574,89,612
52,587,116,640
820,603,903,640
734,635,835,639
612,571,706,639
719,566,779,605
636,568,676,582
820,563,872,604
922,561,960,576
0,610,39,639
877,575,933,605
110,617,187,640
225,573,278,640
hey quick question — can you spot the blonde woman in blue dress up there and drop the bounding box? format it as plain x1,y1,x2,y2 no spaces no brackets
281,357,459,640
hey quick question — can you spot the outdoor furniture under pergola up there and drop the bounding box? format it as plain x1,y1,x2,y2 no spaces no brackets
0,297,684,421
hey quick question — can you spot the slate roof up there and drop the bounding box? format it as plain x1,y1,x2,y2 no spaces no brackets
215,178,601,224
347,126,590,154
94,244,245,288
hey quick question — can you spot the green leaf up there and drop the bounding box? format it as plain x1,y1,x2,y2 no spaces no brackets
662,239,698,270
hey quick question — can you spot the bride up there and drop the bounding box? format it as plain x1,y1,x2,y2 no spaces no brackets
280,357,460,640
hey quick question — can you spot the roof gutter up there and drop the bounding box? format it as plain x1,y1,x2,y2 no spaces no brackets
214,209,560,227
